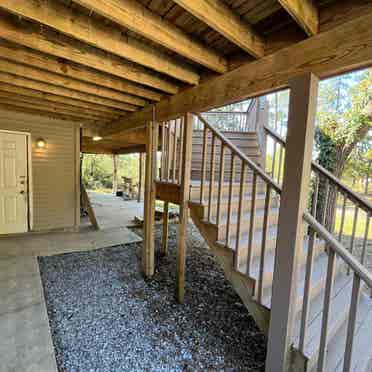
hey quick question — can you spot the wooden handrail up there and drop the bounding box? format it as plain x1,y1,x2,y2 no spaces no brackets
196,114,282,194
264,125,372,214
304,212,372,287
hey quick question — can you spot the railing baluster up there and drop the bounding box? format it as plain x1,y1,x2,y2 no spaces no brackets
361,213,371,265
172,119,177,183
207,134,216,222
160,123,165,180
226,153,235,246
200,125,208,204
343,273,361,372
349,205,359,257
258,183,271,304
322,178,330,226
277,145,283,184
178,117,184,184
166,121,171,181
216,143,225,226
271,141,277,179
338,194,347,242
247,172,257,276
317,249,336,372
235,161,246,270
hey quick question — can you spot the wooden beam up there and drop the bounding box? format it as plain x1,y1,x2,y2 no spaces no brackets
173,0,265,57
0,40,163,102
142,120,158,277
0,101,97,124
0,81,122,117
277,0,318,36
101,11,372,136
0,15,179,94
0,57,145,107
74,0,227,73
0,0,199,84
0,90,114,121
0,96,108,123
176,113,193,303
0,71,133,113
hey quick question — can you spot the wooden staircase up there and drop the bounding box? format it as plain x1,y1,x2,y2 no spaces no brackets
156,112,372,372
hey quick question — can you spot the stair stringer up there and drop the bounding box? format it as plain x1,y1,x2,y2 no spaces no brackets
189,204,271,335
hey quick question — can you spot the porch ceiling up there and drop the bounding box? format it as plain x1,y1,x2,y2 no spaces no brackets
0,0,370,153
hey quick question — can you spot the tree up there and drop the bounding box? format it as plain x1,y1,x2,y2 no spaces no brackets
315,70,372,227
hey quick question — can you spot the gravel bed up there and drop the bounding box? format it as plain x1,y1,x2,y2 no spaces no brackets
38,223,266,371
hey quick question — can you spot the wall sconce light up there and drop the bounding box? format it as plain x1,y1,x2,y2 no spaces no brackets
93,136,103,141
36,138,47,149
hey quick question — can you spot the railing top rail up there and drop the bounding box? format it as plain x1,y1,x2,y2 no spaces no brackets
264,125,372,214
304,212,372,287
202,111,249,115
195,113,282,194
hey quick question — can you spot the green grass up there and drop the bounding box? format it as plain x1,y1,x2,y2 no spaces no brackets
334,208,371,239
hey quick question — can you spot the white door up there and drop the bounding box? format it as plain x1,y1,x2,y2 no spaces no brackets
0,131,29,234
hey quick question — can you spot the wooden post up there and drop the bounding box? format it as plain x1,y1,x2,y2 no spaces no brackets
138,152,144,202
142,120,158,278
112,154,118,195
176,112,193,303
161,201,169,256
266,73,319,372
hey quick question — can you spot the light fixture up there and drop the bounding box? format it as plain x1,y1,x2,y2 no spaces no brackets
93,136,103,141
36,138,46,149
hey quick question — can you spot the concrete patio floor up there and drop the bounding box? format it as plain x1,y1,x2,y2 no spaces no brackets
0,193,143,372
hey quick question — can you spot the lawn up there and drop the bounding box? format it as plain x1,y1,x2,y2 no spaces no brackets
334,207,371,239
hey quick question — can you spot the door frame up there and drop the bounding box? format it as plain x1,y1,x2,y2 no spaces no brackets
0,129,33,232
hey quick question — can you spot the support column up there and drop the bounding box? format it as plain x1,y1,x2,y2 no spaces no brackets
161,201,169,256
142,121,158,278
176,113,193,303
137,152,144,202
266,73,319,372
112,154,118,195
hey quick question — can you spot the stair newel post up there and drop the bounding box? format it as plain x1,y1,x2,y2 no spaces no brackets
142,119,159,278
266,73,319,372
176,112,193,303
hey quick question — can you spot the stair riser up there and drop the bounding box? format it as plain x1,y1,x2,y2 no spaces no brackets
190,182,267,200
217,213,279,242
205,196,280,220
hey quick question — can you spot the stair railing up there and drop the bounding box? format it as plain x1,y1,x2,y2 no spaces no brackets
158,117,184,185
195,113,281,303
301,212,372,371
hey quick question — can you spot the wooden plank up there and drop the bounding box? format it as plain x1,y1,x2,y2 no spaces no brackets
0,71,133,113
0,40,163,102
142,120,158,277
101,11,372,136
0,57,145,107
266,73,319,371
278,0,318,36
176,112,193,303
74,0,227,73
173,0,265,57
0,0,199,84
0,90,116,121
161,201,170,256
0,81,120,118
0,99,102,124
0,15,178,94
155,182,181,204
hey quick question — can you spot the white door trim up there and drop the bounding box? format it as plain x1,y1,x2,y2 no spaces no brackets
0,129,33,232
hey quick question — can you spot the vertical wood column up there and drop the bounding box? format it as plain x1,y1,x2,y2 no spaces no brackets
176,112,193,303
112,154,118,195
142,120,158,278
138,152,144,202
266,73,319,372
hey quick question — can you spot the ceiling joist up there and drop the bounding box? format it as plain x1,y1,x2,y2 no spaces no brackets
0,70,133,113
0,57,146,107
0,0,199,84
172,0,265,58
101,11,372,137
278,0,319,36
0,41,163,102
73,0,228,73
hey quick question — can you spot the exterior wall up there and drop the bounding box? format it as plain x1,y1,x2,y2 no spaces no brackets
0,108,80,232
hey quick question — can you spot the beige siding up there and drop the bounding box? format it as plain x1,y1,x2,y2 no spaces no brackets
0,108,79,231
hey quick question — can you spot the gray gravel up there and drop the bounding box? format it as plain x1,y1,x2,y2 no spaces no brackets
38,223,266,371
